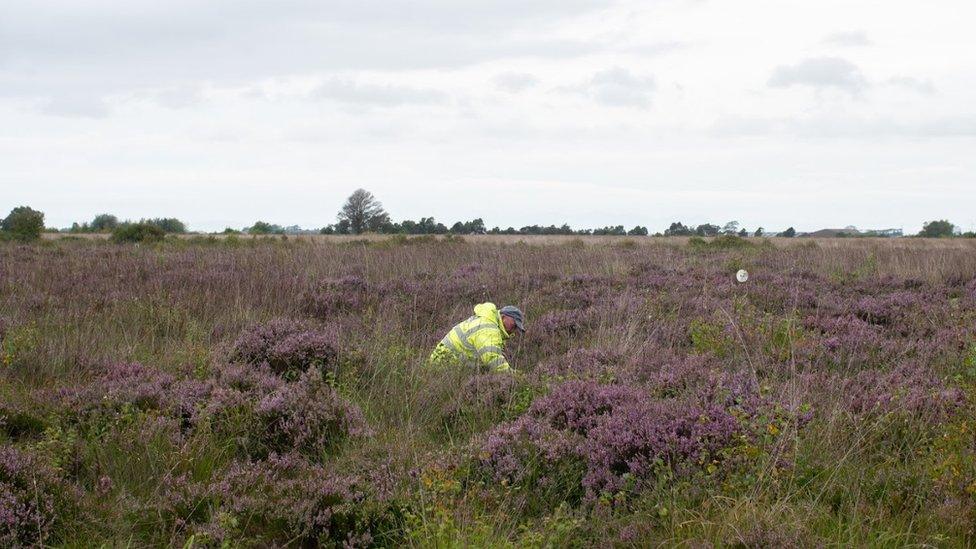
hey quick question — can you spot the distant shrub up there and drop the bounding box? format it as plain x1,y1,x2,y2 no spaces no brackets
111,223,166,243
229,319,339,378
0,445,82,546
247,221,284,235
688,235,754,251
918,219,955,238
141,217,187,234
1,206,45,242
90,214,119,232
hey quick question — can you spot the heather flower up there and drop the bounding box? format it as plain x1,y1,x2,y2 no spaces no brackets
211,454,370,546
528,308,600,357
229,319,339,378
535,347,623,382
477,380,744,500
582,399,739,495
58,362,210,427
148,454,373,547
843,362,966,424
303,276,368,318
1,445,81,547
255,368,371,457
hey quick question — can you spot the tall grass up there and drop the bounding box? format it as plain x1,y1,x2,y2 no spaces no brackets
1,236,975,546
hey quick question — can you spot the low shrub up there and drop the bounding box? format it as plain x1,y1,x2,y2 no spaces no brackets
255,369,371,458
111,223,165,243
477,381,743,504
1,444,82,546
229,319,339,378
146,454,378,547
303,276,369,318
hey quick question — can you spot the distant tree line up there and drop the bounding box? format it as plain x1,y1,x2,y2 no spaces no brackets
4,196,974,243
67,214,187,235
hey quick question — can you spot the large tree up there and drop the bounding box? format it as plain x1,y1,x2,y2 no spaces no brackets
918,219,955,238
91,214,119,232
1,206,45,242
337,189,389,234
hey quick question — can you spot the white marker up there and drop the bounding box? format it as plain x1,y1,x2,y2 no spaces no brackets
736,269,749,283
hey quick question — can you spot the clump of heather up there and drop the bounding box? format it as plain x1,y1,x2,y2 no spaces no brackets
255,369,371,458
1,445,82,546
303,276,368,318
535,347,623,382
229,318,339,378
843,362,966,424
58,363,209,427
212,454,373,546
147,454,376,547
478,380,743,502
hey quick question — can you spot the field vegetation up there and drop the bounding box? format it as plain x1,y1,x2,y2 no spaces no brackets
2,236,976,546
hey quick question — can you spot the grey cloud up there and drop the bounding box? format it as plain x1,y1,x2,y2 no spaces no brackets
579,67,656,108
493,72,539,93
886,76,936,95
768,57,867,93
0,0,615,112
822,31,872,47
312,78,448,107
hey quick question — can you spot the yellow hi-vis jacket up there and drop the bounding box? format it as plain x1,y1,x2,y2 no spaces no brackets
429,302,513,373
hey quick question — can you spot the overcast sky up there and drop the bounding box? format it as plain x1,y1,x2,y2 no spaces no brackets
1,0,974,233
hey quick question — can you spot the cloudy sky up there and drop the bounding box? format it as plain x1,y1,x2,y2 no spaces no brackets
1,0,974,233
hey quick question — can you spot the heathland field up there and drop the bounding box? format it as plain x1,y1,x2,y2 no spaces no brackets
2,235,976,546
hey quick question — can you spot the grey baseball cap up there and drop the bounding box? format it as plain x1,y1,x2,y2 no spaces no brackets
499,305,525,333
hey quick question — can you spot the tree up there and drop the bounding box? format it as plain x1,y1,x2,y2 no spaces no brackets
721,221,740,235
91,214,119,232
695,223,720,237
1,206,45,242
111,223,165,243
141,218,186,233
248,221,284,235
918,219,955,238
754,227,764,237
738,228,748,237
593,225,626,236
781,227,796,238
337,189,389,234
627,225,649,236
664,222,693,236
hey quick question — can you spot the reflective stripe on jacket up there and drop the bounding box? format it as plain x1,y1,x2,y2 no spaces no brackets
430,302,512,372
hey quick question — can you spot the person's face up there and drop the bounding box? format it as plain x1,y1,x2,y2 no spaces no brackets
502,314,519,335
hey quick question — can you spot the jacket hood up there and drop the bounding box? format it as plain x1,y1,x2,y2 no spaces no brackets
473,302,510,338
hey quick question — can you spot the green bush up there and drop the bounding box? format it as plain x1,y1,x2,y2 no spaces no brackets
111,223,166,243
1,206,45,242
